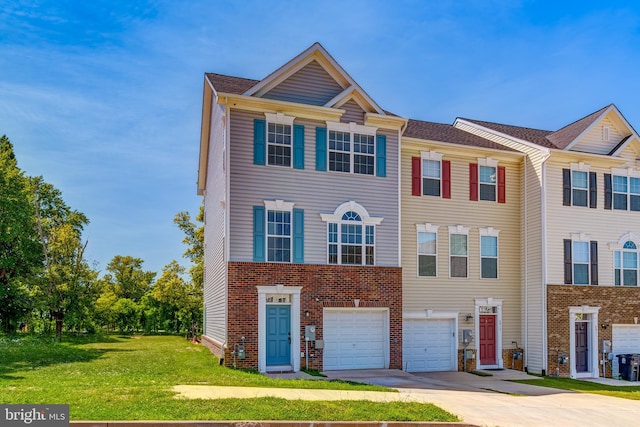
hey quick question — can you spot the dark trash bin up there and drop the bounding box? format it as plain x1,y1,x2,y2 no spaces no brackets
617,354,640,381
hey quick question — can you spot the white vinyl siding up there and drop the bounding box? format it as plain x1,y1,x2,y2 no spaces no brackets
203,102,228,345
228,110,399,266
570,115,627,155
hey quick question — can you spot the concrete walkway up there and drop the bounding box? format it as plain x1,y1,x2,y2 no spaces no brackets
174,369,640,427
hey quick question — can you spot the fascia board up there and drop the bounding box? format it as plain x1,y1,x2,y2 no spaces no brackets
217,92,345,122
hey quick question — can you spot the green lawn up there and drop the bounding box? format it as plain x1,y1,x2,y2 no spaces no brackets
0,334,458,422
515,376,640,400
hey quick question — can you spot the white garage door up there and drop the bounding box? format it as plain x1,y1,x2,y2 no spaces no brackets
612,325,640,377
403,319,456,372
323,309,387,370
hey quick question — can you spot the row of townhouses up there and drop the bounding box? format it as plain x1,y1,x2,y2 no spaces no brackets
197,43,640,379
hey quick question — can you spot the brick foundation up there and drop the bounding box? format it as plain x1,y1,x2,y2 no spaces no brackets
201,335,225,360
547,284,640,377
225,262,403,371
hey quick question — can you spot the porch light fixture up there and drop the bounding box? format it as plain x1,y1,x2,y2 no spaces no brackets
465,314,474,322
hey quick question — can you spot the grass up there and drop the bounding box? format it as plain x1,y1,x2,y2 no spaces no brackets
514,376,640,400
0,334,458,422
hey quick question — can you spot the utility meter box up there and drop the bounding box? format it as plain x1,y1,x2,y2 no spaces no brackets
305,325,316,341
462,329,473,344
601,340,612,353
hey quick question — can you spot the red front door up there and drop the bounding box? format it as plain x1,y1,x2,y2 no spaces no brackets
480,315,497,366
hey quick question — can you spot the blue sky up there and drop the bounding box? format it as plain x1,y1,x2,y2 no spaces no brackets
2,1,640,275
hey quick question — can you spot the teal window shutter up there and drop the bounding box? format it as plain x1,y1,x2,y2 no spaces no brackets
253,206,265,261
293,208,304,263
376,134,386,177
316,127,327,171
293,124,305,169
254,119,266,165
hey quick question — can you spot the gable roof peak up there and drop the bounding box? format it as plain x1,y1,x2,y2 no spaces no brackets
243,42,385,115
545,104,615,150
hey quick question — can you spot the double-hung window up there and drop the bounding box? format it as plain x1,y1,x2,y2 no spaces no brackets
470,158,505,203
615,241,639,286
605,170,640,211
327,123,376,175
255,113,304,169
449,226,469,278
267,122,292,167
417,224,438,277
480,228,499,279
563,236,598,285
411,151,451,198
267,210,291,262
562,164,596,208
321,201,382,266
253,200,304,264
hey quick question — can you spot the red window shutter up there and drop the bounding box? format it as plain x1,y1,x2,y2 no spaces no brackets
412,157,421,196
498,166,506,203
469,163,478,201
442,160,451,199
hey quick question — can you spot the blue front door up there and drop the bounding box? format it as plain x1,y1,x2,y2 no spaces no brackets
266,305,291,365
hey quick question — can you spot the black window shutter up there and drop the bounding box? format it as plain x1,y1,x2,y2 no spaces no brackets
563,239,573,284
590,241,598,285
589,172,597,209
562,169,571,206
604,174,612,210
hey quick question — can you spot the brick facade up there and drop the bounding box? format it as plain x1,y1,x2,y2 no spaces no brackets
224,261,403,371
547,284,640,377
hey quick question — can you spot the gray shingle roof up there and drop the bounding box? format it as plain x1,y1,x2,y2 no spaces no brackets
405,119,518,152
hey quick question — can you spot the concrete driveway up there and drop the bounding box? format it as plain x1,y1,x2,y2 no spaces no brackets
323,369,640,427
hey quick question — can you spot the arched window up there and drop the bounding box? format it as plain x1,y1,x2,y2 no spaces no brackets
615,241,639,286
320,201,383,266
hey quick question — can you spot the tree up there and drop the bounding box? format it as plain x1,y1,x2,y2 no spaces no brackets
174,203,204,290
173,204,204,335
0,136,42,332
151,260,202,333
31,177,96,338
97,256,155,332
101,256,155,302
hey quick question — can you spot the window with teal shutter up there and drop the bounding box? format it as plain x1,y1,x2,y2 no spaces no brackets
293,124,305,169
253,206,265,261
254,119,266,165
293,208,304,263
376,134,386,177
316,127,327,171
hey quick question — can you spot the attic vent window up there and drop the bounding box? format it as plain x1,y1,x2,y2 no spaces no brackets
603,126,610,142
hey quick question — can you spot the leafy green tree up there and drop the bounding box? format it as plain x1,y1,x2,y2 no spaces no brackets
31,177,96,338
151,260,202,333
173,203,204,334
101,256,155,302
0,136,41,332
112,298,140,333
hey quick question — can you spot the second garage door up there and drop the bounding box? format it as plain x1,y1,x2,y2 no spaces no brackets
323,309,387,370
612,324,640,377
403,318,456,372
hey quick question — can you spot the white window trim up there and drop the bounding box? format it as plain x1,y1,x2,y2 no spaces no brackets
477,158,498,202
570,162,591,172
264,112,295,169
611,167,640,178
420,151,443,197
568,305,600,379
479,227,500,280
449,225,470,279
325,121,378,176
416,223,439,278
320,201,382,266
612,233,640,287
263,200,295,263
570,233,591,285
